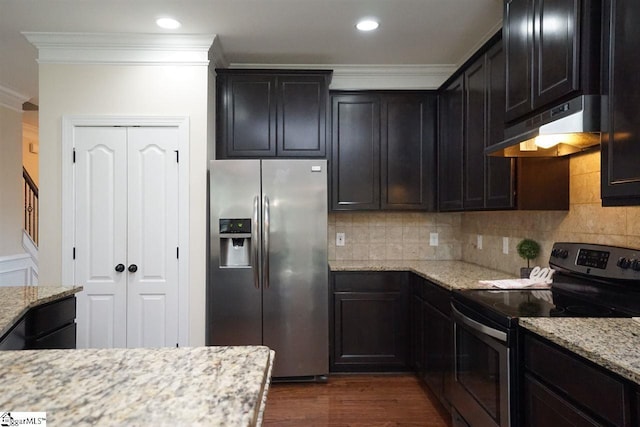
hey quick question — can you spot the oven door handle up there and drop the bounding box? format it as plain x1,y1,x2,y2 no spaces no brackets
451,304,507,343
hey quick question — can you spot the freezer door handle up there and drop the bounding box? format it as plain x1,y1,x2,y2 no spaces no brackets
252,195,260,289
263,195,270,289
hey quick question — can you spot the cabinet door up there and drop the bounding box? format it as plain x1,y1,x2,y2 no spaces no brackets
523,374,602,427
277,75,327,157
331,94,381,210
601,0,640,205
505,0,534,122
438,76,465,211
331,272,408,372
464,57,487,210
533,0,580,109
381,94,436,210
219,74,277,157
485,42,515,209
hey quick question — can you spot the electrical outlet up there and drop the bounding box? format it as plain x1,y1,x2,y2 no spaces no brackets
429,232,439,247
336,232,345,247
477,234,483,250
503,237,509,254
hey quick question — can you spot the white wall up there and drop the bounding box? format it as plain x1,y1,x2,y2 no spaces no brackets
22,111,39,184
0,105,25,256
38,64,208,345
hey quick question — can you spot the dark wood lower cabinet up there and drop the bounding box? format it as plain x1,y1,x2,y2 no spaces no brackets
522,332,635,427
331,272,409,372
0,296,77,350
411,274,452,410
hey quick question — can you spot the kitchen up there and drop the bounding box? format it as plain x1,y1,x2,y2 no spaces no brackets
1,0,640,426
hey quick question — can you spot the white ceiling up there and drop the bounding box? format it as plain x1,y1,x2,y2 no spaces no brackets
0,0,503,104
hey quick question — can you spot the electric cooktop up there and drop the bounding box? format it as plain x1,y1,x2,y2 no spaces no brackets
453,242,640,328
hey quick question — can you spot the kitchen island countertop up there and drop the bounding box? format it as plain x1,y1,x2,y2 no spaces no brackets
0,345,274,426
519,317,640,384
330,260,515,290
0,285,82,338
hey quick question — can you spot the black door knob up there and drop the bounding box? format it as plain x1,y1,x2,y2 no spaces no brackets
115,264,125,272
128,264,138,273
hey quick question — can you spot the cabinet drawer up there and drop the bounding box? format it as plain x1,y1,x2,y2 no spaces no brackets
333,271,406,292
28,322,76,350
26,296,76,338
0,318,26,351
524,334,626,426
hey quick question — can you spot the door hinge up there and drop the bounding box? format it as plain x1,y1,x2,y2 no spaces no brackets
176,247,179,259
175,150,179,163
73,149,76,163
176,342,179,348
73,247,76,260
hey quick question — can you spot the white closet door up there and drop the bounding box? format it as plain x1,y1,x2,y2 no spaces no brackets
126,127,179,348
75,127,128,348
74,125,180,349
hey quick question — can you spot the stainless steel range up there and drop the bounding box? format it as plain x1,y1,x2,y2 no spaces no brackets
450,242,640,427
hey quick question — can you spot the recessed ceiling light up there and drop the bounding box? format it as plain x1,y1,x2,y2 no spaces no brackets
156,17,181,30
356,19,379,32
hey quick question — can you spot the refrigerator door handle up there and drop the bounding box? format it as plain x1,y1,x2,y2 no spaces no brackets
263,195,270,289
252,195,260,289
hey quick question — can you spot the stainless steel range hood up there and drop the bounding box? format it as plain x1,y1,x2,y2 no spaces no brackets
486,95,602,157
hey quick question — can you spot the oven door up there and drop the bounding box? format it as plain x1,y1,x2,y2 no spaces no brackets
451,302,511,427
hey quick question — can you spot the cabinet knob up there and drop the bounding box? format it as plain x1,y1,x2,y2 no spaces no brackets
128,264,138,273
115,264,125,273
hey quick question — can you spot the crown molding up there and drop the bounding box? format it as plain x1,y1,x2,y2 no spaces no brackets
22,32,216,66
208,36,228,69
456,20,503,68
0,85,29,112
228,63,457,90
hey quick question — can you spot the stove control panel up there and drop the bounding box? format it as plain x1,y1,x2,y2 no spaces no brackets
550,242,640,281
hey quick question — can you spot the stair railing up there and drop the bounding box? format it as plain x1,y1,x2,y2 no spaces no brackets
23,167,38,246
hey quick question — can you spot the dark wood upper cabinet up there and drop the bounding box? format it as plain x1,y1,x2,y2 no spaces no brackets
216,69,331,158
505,0,534,121
439,36,516,212
464,57,488,210
331,92,436,211
504,0,601,123
277,75,328,156
485,43,516,209
331,94,381,210
601,0,640,205
381,94,437,210
438,76,465,212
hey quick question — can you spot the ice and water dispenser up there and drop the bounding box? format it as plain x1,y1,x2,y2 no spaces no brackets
219,218,252,267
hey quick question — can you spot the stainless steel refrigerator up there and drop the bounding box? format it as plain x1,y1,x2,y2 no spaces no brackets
207,159,328,378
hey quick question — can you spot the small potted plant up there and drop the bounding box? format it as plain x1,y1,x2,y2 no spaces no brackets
516,238,541,278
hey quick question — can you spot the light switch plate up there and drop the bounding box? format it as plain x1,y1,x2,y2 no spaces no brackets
429,232,439,247
477,234,483,250
503,237,509,254
336,232,345,247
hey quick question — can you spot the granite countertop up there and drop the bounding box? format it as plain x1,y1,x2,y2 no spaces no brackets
0,285,83,338
519,318,640,384
329,260,515,290
0,345,274,426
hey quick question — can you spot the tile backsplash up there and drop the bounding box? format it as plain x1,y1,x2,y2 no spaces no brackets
328,150,640,276
328,212,462,262
461,150,640,275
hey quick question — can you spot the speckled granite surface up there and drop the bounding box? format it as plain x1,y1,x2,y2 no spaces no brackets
0,286,82,338
329,260,515,290
520,318,640,385
0,345,274,426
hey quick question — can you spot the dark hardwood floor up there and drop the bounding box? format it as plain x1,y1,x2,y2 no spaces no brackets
263,374,452,427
